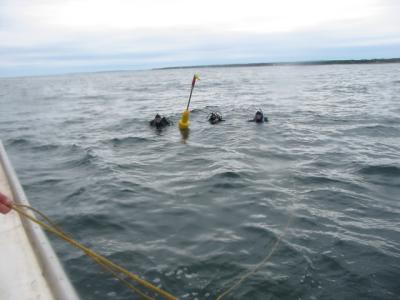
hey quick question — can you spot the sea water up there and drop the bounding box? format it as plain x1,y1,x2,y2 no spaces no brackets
1,64,399,299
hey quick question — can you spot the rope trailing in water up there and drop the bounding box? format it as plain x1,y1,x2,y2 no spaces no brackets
11,204,178,300
10,201,293,300
216,213,293,300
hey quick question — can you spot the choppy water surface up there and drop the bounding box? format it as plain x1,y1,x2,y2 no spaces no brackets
1,64,400,299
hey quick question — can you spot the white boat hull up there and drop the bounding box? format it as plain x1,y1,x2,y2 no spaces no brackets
0,141,79,300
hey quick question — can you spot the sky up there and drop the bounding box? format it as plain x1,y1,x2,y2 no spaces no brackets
0,0,399,77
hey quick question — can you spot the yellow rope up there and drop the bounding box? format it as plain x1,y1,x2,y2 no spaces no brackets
94,256,155,300
216,213,293,300
10,202,292,300
11,204,178,300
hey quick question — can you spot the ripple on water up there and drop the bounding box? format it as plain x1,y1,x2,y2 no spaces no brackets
1,65,399,300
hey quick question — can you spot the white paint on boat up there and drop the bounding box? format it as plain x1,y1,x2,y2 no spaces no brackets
0,141,79,300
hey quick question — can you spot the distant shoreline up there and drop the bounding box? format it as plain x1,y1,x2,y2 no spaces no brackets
2,58,399,79
155,58,400,70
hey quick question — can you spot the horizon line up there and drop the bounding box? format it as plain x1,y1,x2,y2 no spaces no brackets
1,57,399,80
154,57,400,70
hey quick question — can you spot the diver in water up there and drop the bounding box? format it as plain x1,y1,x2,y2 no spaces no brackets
208,112,224,124
249,110,268,123
150,114,170,129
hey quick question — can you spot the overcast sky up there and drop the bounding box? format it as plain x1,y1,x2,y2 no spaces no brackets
1,0,399,77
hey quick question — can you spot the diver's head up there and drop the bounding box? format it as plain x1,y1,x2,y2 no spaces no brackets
255,111,263,122
155,114,162,124
209,112,216,121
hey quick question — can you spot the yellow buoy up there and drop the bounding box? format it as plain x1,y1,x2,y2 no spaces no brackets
179,109,190,129
178,74,199,130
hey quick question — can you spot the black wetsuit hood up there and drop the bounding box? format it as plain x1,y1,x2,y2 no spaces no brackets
255,111,264,123
150,114,170,129
208,112,223,124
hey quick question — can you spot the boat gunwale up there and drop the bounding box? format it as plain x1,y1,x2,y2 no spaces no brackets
0,140,79,300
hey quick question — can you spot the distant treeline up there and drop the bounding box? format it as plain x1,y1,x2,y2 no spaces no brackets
156,58,400,70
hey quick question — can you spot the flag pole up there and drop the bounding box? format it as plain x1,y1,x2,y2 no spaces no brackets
186,75,197,110
179,74,199,130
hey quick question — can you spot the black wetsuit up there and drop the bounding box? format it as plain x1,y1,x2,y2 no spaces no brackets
249,112,268,123
150,117,170,129
208,113,223,124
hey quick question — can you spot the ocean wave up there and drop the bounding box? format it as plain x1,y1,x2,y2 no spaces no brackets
105,136,151,147
6,138,62,152
33,143,60,151
60,213,126,232
200,171,249,189
359,165,400,176
60,149,98,168
294,174,350,186
343,124,400,137
63,187,87,202
35,178,64,186
212,171,242,179
6,137,31,147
